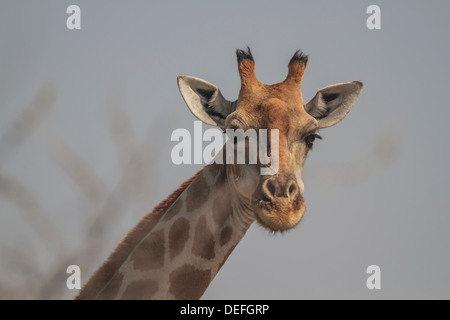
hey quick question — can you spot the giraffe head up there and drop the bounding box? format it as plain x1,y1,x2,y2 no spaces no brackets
178,47,363,231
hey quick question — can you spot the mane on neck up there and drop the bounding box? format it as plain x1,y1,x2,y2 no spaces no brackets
76,169,203,300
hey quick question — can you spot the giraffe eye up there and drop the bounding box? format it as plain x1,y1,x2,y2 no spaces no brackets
305,134,322,149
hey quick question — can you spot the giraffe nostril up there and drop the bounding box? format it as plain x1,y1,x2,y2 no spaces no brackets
261,178,300,203
262,179,276,202
262,178,299,203
289,184,295,195
267,181,276,197
286,180,299,200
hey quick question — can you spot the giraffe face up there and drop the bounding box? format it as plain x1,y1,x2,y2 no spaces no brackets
224,84,317,231
178,48,363,231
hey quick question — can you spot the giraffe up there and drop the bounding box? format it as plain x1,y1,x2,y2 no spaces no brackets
76,47,363,299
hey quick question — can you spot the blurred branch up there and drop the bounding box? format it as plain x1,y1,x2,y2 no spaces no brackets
0,85,163,299
0,173,66,251
0,244,42,299
105,94,152,216
36,121,118,211
32,120,125,299
32,95,161,299
0,82,57,169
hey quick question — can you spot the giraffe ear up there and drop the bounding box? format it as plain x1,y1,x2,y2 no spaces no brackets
305,81,363,129
177,75,237,127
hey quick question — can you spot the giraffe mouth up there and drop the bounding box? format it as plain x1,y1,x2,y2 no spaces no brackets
253,195,306,231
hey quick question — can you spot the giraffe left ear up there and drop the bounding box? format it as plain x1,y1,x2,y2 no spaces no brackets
305,81,363,129
177,75,237,127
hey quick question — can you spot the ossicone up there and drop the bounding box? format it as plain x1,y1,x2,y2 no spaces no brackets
236,46,254,62
285,49,308,86
236,46,257,87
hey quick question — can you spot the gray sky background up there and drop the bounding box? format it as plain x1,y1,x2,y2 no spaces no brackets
1,1,449,299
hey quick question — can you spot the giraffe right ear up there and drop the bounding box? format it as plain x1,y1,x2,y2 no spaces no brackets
177,75,237,127
305,81,363,129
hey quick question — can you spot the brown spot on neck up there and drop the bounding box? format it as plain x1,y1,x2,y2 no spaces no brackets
169,264,211,299
95,273,123,300
76,169,202,300
121,279,159,300
220,226,232,247
130,229,165,271
169,218,190,260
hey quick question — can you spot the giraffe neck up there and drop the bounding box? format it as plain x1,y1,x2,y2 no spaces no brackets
77,165,255,299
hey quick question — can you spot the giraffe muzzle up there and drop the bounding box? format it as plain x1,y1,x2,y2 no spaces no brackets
252,176,305,231
261,177,300,203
